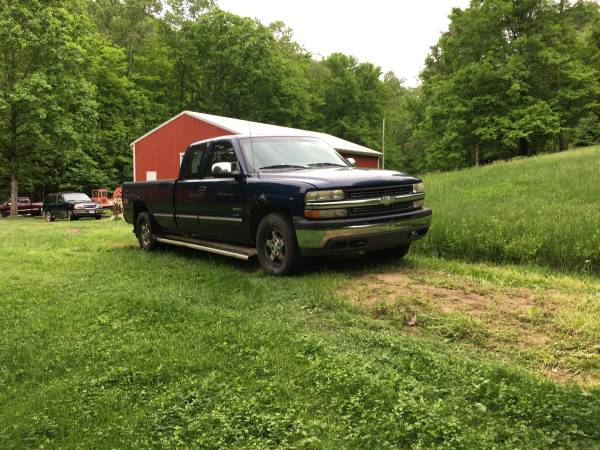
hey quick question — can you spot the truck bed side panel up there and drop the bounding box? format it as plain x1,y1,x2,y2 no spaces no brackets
123,180,178,232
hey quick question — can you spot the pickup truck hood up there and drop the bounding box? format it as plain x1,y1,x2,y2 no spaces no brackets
258,167,420,189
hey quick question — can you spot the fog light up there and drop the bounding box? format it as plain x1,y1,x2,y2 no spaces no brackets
305,209,348,219
413,200,424,208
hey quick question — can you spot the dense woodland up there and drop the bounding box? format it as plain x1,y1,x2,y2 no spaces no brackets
1,0,600,206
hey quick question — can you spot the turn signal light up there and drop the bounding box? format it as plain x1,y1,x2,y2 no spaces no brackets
304,209,348,219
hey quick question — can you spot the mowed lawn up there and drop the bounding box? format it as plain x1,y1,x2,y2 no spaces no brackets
1,218,600,448
417,145,600,274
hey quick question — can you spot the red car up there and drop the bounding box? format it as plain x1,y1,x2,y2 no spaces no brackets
0,197,43,217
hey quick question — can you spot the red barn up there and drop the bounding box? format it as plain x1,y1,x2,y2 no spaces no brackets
130,111,381,181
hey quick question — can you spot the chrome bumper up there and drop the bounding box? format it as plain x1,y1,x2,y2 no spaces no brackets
73,209,102,216
294,209,432,249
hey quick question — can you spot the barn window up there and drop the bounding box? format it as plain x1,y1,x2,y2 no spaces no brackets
146,171,157,181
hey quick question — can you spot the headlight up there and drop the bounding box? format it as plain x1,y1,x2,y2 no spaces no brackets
304,209,347,219
412,182,424,193
305,190,345,202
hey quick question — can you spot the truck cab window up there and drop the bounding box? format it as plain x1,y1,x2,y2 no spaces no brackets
181,143,208,179
206,140,238,178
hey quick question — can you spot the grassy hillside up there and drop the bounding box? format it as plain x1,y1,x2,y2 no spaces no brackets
417,146,600,274
1,219,599,448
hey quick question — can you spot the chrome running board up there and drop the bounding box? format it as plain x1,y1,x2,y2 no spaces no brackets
156,235,257,260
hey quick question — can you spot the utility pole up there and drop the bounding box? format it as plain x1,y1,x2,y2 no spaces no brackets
382,117,386,169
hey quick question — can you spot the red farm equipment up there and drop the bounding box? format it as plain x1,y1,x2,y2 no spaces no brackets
91,188,114,209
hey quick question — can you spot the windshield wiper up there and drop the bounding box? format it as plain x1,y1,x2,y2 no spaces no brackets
307,162,347,167
259,164,308,170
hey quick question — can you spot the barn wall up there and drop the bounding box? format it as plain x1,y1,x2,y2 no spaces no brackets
338,152,379,168
134,114,232,181
133,113,381,180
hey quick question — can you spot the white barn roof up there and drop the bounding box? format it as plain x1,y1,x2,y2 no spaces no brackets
132,111,381,157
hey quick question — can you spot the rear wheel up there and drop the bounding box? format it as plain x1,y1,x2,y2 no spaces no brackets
256,213,300,275
45,210,54,222
136,212,158,251
95,215,102,220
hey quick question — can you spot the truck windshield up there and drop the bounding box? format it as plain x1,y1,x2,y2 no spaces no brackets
63,193,91,202
239,136,349,171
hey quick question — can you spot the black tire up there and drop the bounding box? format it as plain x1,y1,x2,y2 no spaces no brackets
136,212,158,251
256,213,300,275
95,215,102,220
45,210,54,222
0,212,7,218
67,210,79,221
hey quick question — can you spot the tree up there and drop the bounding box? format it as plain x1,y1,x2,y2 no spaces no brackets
418,0,600,171
0,0,99,216
314,53,386,149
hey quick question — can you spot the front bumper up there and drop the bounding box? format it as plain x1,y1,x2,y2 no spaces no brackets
72,208,103,216
293,208,432,256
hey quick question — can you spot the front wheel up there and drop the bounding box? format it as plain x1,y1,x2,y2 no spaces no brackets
136,212,158,251
68,211,79,221
45,211,54,222
256,213,300,275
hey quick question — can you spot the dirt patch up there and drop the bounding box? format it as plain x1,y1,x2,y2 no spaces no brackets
67,228,83,234
342,268,598,385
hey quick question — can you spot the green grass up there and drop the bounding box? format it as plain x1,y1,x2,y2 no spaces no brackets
1,218,600,448
417,145,600,274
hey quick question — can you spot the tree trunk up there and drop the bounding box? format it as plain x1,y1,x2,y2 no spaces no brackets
9,107,18,218
10,152,18,218
475,143,480,166
518,138,529,157
558,132,566,151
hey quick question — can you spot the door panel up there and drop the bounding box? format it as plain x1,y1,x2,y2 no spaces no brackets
196,179,245,241
56,195,67,219
198,140,246,242
174,180,209,234
173,143,210,235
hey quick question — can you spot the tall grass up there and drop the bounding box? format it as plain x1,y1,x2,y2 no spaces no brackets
417,146,600,274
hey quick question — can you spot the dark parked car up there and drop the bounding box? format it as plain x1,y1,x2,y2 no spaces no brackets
43,192,103,221
0,197,43,217
123,135,432,275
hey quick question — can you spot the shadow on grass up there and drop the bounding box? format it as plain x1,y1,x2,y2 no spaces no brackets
134,242,415,277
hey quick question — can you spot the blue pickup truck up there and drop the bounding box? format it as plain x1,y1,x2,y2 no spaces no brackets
123,135,432,274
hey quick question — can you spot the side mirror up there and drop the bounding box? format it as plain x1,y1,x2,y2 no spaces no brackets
211,161,240,177
346,157,357,167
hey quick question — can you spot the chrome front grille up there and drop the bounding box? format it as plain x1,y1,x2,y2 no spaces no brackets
346,184,413,200
349,201,414,217
344,184,417,217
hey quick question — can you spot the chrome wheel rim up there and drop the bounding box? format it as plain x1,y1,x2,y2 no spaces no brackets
140,222,151,246
265,229,285,265
46,212,51,221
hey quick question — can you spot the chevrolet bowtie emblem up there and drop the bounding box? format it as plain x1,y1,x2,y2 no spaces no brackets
380,195,392,206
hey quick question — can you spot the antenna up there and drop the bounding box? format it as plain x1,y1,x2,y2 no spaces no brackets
382,117,386,169
249,120,256,174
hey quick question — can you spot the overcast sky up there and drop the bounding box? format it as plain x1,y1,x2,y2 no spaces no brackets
217,0,471,86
